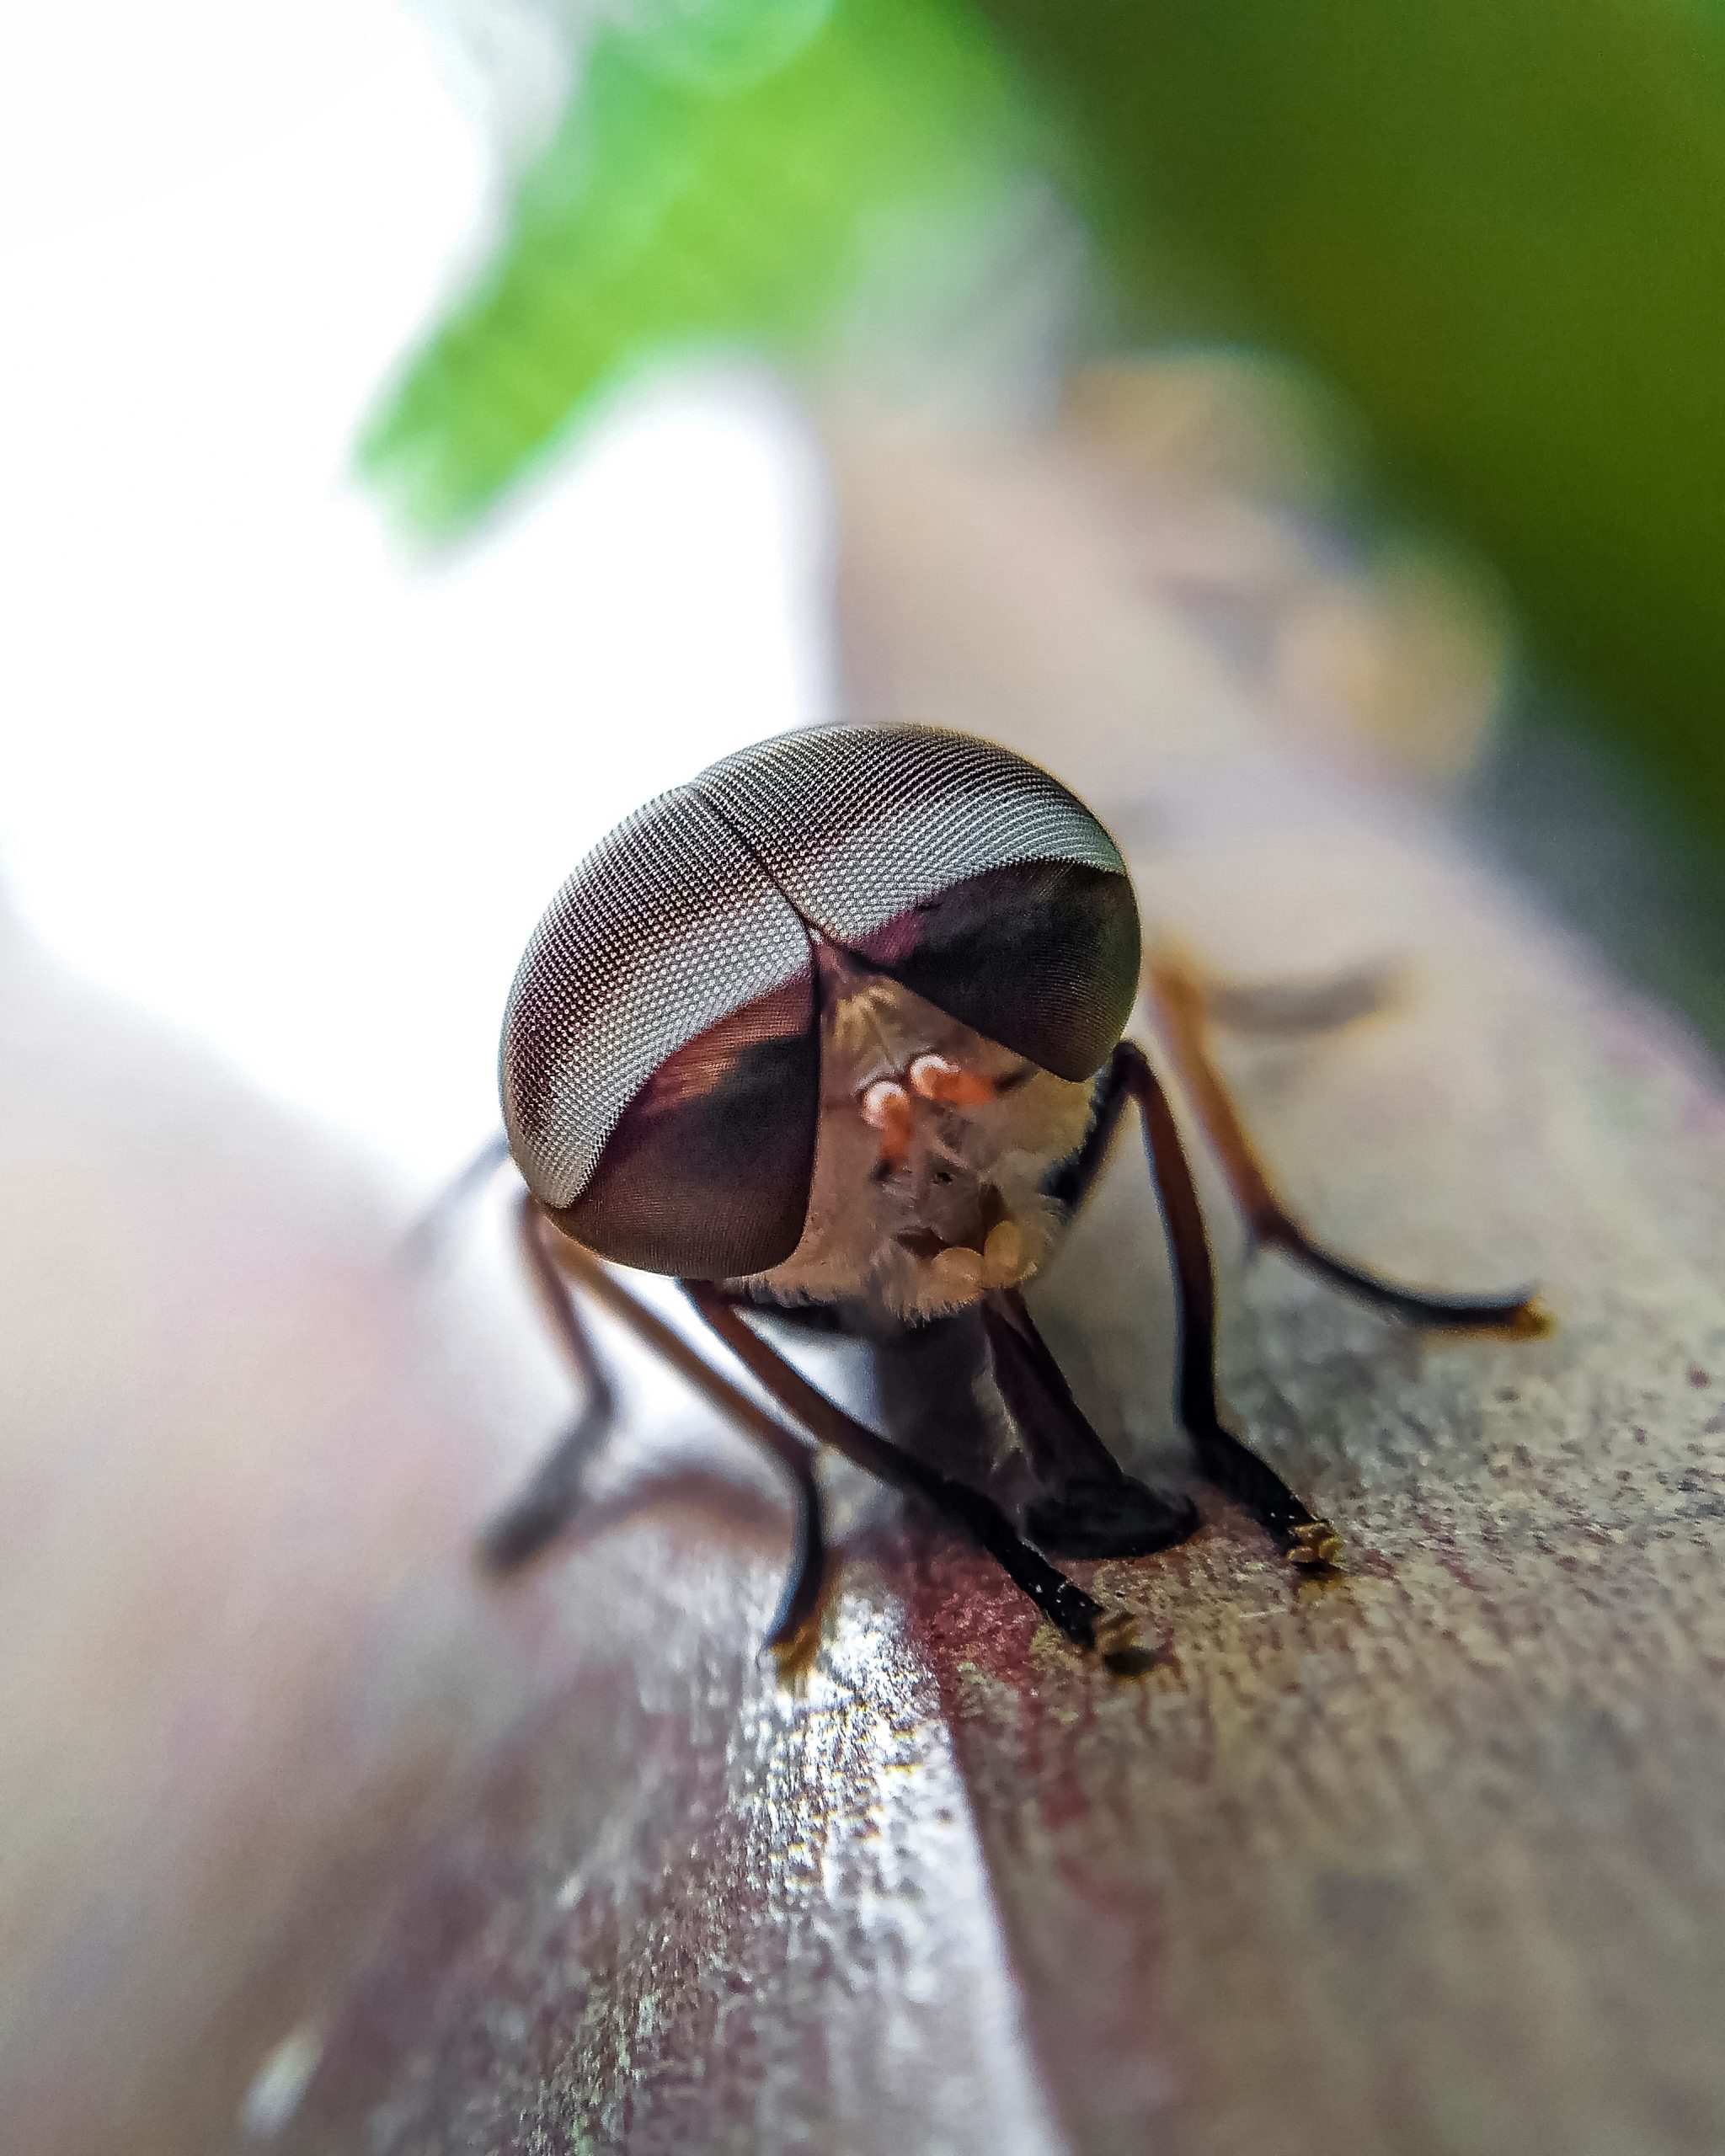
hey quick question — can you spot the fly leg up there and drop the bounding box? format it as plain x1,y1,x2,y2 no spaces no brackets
684,1283,1147,1669
1170,952,1403,1038
1059,1043,1340,1566
1146,948,1543,1331
1115,1042,1342,1565
981,1288,1198,1560
479,1193,619,1572
482,1195,827,1655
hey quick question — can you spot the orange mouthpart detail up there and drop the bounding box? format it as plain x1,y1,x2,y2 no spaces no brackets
860,1078,913,1167
907,1054,996,1107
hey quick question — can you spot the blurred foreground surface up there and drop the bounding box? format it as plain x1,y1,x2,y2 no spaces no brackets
9,408,1722,2155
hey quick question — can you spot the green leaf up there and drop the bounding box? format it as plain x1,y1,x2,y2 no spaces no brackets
975,0,1725,842
364,0,1031,537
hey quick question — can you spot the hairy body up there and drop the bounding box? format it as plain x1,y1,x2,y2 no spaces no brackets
744,964,1096,1326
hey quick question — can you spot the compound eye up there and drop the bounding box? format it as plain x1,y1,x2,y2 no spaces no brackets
501,787,819,1281
692,725,1143,1081
549,974,820,1279
848,860,1141,1082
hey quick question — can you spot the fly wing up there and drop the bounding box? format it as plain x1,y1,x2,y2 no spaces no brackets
695,725,1140,1081
500,787,818,1278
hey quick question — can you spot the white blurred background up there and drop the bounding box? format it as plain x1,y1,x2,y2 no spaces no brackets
0,0,832,1196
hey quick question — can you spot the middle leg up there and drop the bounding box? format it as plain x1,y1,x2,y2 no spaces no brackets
1146,950,1543,1332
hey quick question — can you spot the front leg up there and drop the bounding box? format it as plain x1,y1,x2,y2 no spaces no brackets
1119,1042,1343,1566
684,1284,1150,1668
981,1289,1198,1560
1064,1043,1341,1567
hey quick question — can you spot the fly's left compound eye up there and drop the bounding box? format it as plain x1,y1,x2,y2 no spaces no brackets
501,789,820,1279
841,856,1140,1081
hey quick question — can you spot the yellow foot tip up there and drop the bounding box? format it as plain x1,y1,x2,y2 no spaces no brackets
1289,1520,1343,1570
1503,1294,1555,1341
1093,1610,1159,1678
768,1625,821,1684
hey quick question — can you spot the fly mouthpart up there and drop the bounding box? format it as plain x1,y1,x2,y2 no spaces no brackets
897,1217,1028,1289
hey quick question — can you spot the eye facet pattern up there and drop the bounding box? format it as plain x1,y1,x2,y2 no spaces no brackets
499,724,1142,1278
499,786,813,1221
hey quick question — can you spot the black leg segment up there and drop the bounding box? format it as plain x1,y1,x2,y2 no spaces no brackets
982,1288,1199,1560
685,1283,1147,1668
484,1199,827,1654
1056,1043,1340,1566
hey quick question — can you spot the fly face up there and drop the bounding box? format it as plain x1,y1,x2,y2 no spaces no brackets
743,953,1096,1324
499,722,1140,1281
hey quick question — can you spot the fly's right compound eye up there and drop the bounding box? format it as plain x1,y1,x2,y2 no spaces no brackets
500,790,820,1280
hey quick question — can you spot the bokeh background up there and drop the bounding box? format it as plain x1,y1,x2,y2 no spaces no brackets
6,0,1725,1208
2,0,832,1203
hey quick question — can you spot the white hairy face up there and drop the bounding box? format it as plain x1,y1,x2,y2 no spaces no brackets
742,973,1097,1324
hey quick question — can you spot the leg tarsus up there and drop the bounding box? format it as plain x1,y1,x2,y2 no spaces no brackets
1114,1039,1340,1566
1272,1234,1545,1332
763,1465,827,1654
479,1395,616,1572
1185,1418,1338,1566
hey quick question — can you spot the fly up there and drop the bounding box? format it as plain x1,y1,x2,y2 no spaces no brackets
446,723,1541,1673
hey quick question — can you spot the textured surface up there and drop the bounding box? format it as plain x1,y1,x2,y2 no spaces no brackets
277,1521,1062,2156
933,776,1725,2156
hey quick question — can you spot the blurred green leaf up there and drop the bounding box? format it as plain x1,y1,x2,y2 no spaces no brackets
364,0,1033,536
975,0,1725,841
